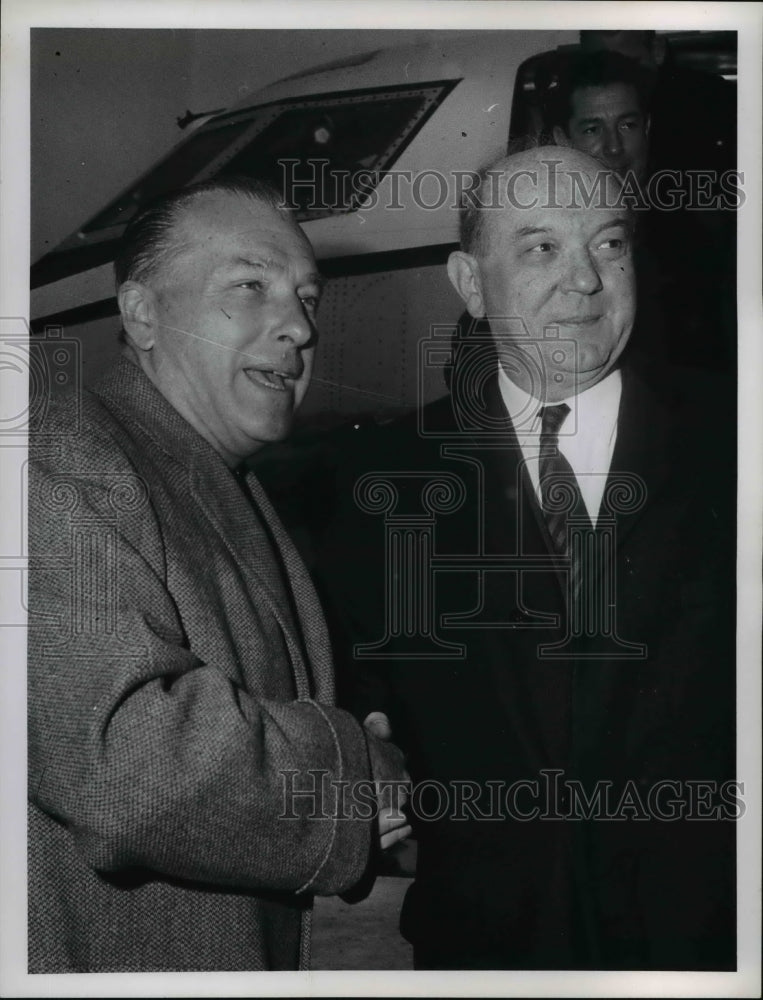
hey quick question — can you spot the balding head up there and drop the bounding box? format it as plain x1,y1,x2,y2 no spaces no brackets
114,176,294,291
449,147,635,401
460,146,627,258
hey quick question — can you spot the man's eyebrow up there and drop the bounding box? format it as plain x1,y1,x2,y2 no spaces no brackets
234,256,276,271
515,225,553,238
591,216,633,237
577,110,641,125
231,258,324,287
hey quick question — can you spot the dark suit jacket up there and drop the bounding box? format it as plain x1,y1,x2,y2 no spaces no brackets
27,357,375,972
315,361,736,970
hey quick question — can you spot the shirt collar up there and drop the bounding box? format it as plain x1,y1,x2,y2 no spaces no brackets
497,363,622,437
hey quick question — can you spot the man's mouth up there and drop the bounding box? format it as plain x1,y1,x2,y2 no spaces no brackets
243,367,301,392
552,315,602,327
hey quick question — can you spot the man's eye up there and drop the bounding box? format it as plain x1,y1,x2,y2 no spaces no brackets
598,237,627,251
300,295,320,312
619,120,637,132
530,242,554,254
238,280,266,291
582,126,599,136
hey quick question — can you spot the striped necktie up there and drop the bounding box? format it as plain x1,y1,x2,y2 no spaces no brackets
538,402,592,568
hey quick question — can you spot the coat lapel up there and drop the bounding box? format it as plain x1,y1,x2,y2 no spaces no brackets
94,356,323,700
428,361,685,771
243,471,335,701
450,375,570,769
189,462,315,698
476,365,677,579
606,365,676,551
467,375,565,584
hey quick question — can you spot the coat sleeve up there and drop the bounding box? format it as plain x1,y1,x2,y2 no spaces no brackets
27,440,375,897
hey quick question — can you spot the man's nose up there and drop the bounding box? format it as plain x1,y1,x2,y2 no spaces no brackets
561,249,603,295
275,295,314,347
604,125,623,157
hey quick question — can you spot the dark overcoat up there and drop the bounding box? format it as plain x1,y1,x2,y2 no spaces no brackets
315,362,737,970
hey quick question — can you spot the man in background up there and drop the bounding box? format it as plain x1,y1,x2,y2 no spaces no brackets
572,31,737,372
548,49,652,181
548,42,736,372
579,29,736,180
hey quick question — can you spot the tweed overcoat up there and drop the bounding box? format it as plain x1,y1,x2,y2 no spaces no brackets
27,356,374,973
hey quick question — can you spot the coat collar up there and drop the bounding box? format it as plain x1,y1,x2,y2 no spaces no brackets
443,362,684,628
92,356,333,700
453,362,679,544
93,355,226,474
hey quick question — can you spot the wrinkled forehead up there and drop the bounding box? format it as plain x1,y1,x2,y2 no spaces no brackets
173,192,314,268
570,82,644,118
480,162,627,251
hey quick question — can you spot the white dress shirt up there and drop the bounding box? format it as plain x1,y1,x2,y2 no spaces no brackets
497,366,622,527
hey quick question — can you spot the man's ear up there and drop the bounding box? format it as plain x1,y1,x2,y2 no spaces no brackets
644,113,651,137
447,251,485,319
552,125,571,147
117,281,158,351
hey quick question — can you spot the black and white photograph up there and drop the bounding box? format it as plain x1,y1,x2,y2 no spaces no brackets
1,1,761,996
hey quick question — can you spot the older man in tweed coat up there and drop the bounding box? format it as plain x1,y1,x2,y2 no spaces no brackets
27,177,410,973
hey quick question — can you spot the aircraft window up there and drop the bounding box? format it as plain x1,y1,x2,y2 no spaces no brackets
218,95,437,220
72,80,458,240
